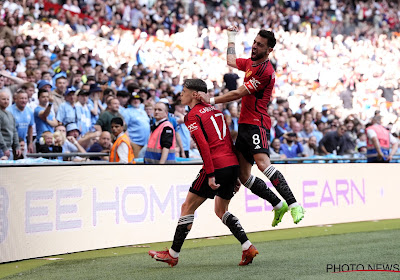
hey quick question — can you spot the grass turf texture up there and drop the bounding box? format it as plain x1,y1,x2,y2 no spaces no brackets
1,219,399,279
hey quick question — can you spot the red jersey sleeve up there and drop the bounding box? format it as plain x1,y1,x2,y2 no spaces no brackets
185,113,215,176
236,58,247,72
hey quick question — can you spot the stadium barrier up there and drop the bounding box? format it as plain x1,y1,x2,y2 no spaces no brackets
1,163,399,263
23,152,400,163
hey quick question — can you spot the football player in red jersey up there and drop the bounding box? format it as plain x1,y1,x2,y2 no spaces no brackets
197,27,305,227
149,79,258,267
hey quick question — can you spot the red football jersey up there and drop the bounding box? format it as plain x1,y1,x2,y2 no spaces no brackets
236,58,275,129
185,103,239,176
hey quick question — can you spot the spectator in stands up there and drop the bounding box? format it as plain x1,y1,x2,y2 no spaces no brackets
55,124,85,154
50,75,68,114
75,89,91,136
95,97,124,134
303,136,318,157
34,89,58,146
174,101,190,158
318,124,347,155
223,67,240,91
37,131,62,158
365,116,399,163
87,83,104,126
144,102,176,164
144,101,154,120
57,88,77,126
123,94,150,157
299,120,320,144
109,117,135,163
280,132,305,158
87,131,112,161
269,138,286,160
274,115,289,139
116,90,130,114
7,89,34,153
0,90,21,159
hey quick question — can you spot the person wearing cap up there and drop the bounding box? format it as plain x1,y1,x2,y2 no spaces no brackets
122,94,150,157
87,83,105,125
50,75,68,114
37,80,52,92
75,90,91,136
109,117,135,163
280,132,305,158
144,102,176,164
56,88,77,126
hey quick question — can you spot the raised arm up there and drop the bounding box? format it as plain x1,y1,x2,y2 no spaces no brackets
227,25,239,68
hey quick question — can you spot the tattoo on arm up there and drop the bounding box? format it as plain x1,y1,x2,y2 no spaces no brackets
227,47,236,54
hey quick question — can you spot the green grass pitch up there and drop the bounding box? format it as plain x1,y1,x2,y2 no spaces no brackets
1,219,399,280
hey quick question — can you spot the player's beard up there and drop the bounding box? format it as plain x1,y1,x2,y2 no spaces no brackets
251,50,267,61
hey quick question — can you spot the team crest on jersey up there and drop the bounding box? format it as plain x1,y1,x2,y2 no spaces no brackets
187,122,198,133
245,70,252,78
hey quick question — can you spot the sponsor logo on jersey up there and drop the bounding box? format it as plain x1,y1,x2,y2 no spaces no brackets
245,70,253,78
254,145,261,149
271,71,275,79
187,122,198,133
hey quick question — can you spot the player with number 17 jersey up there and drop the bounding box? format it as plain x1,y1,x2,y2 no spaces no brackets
184,103,238,177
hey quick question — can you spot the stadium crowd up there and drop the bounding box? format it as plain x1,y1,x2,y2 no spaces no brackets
0,0,399,162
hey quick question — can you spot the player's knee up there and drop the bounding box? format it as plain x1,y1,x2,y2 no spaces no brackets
255,160,270,172
180,201,190,214
214,209,224,220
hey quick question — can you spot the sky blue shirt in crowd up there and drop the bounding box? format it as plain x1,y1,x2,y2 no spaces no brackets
75,102,92,136
280,142,304,158
57,101,77,125
34,105,55,138
87,98,102,126
7,104,34,141
122,107,150,146
176,122,190,152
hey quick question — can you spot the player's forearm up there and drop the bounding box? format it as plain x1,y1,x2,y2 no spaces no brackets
227,42,237,68
215,85,247,104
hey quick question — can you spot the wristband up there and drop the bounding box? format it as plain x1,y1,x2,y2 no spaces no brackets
227,31,236,43
210,97,215,105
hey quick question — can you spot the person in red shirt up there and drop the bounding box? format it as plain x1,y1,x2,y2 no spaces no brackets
149,79,258,267
198,27,305,227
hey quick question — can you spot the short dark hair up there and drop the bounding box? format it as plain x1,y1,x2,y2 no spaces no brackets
111,117,124,126
183,79,207,93
258,29,276,48
38,88,49,98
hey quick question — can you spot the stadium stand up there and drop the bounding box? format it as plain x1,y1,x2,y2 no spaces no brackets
0,0,399,162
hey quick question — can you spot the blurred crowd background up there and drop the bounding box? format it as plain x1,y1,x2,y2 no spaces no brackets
1,0,399,162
